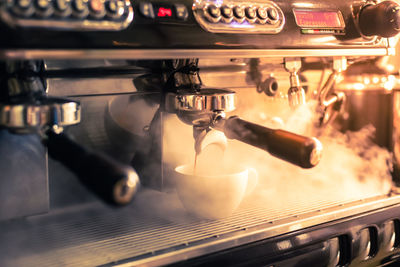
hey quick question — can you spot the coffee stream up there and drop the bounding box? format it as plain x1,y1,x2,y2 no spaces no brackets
193,144,226,176
194,153,198,175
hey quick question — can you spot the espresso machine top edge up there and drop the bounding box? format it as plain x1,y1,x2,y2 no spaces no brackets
0,0,398,58
0,47,393,60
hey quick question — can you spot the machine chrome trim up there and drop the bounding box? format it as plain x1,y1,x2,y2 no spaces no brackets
0,48,391,59
0,97,81,131
0,0,133,31
114,194,400,267
165,89,236,113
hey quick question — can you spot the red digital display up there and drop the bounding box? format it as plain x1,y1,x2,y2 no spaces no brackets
293,10,344,28
157,7,172,17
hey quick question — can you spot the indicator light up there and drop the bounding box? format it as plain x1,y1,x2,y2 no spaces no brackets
157,7,172,17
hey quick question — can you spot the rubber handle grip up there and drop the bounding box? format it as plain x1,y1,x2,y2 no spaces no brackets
46,131,140,205
223,116,322,168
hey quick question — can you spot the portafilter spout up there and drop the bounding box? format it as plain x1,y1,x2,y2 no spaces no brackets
165,88,323,168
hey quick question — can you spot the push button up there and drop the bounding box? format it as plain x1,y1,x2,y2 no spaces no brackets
245,6,256,20
220,5,233,19
175,4,188,20
16,0,32,9
13,0,34,17
233,6,245,19
139,2,154,18
36,0,50,10
35,0,53,17
207,4,220,19
54,0,72,16
89,0,105,18
267,7,278,21
106,0,125,19
72,0,89,18
256,7,267,20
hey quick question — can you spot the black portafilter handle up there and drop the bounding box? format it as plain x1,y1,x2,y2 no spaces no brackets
217,116,322,168
45,130,140,205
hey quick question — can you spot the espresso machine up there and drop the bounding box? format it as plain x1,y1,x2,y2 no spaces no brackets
1,0,400,266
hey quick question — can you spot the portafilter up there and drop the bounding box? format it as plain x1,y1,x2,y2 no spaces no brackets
0,96,140,205
165,88,323,169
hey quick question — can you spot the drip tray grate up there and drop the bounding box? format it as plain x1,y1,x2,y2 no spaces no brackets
0,189,399,267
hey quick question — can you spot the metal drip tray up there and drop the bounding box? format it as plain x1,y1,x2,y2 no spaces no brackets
1,189,400,267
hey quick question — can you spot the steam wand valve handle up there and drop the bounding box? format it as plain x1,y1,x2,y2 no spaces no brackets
358,1,400,38
213,116,323,168
45,127,140,205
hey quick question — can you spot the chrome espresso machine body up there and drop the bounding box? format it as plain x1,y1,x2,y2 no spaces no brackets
1,0,400,266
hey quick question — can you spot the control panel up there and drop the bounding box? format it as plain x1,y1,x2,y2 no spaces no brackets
0,0,133,30
192,0,285,34
0,0,395,52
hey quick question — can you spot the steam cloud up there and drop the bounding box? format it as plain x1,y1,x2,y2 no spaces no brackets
159,92,393,219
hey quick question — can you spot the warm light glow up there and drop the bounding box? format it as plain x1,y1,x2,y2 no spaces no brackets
292,2,314,8
277,240,293,250
387,64,395,73
230,21,254,28
384,81,394,91
306,36,337,43
384,75,396,91
353,83,365,90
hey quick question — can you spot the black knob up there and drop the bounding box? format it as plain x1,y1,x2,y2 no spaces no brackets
258,76,278,96
359,1,400,38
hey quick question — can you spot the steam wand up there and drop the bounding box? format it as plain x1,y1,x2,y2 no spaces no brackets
316,57,347,126
283,57,347,126
284,58,306,108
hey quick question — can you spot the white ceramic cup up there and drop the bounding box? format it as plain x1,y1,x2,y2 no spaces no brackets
174,165,258,219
